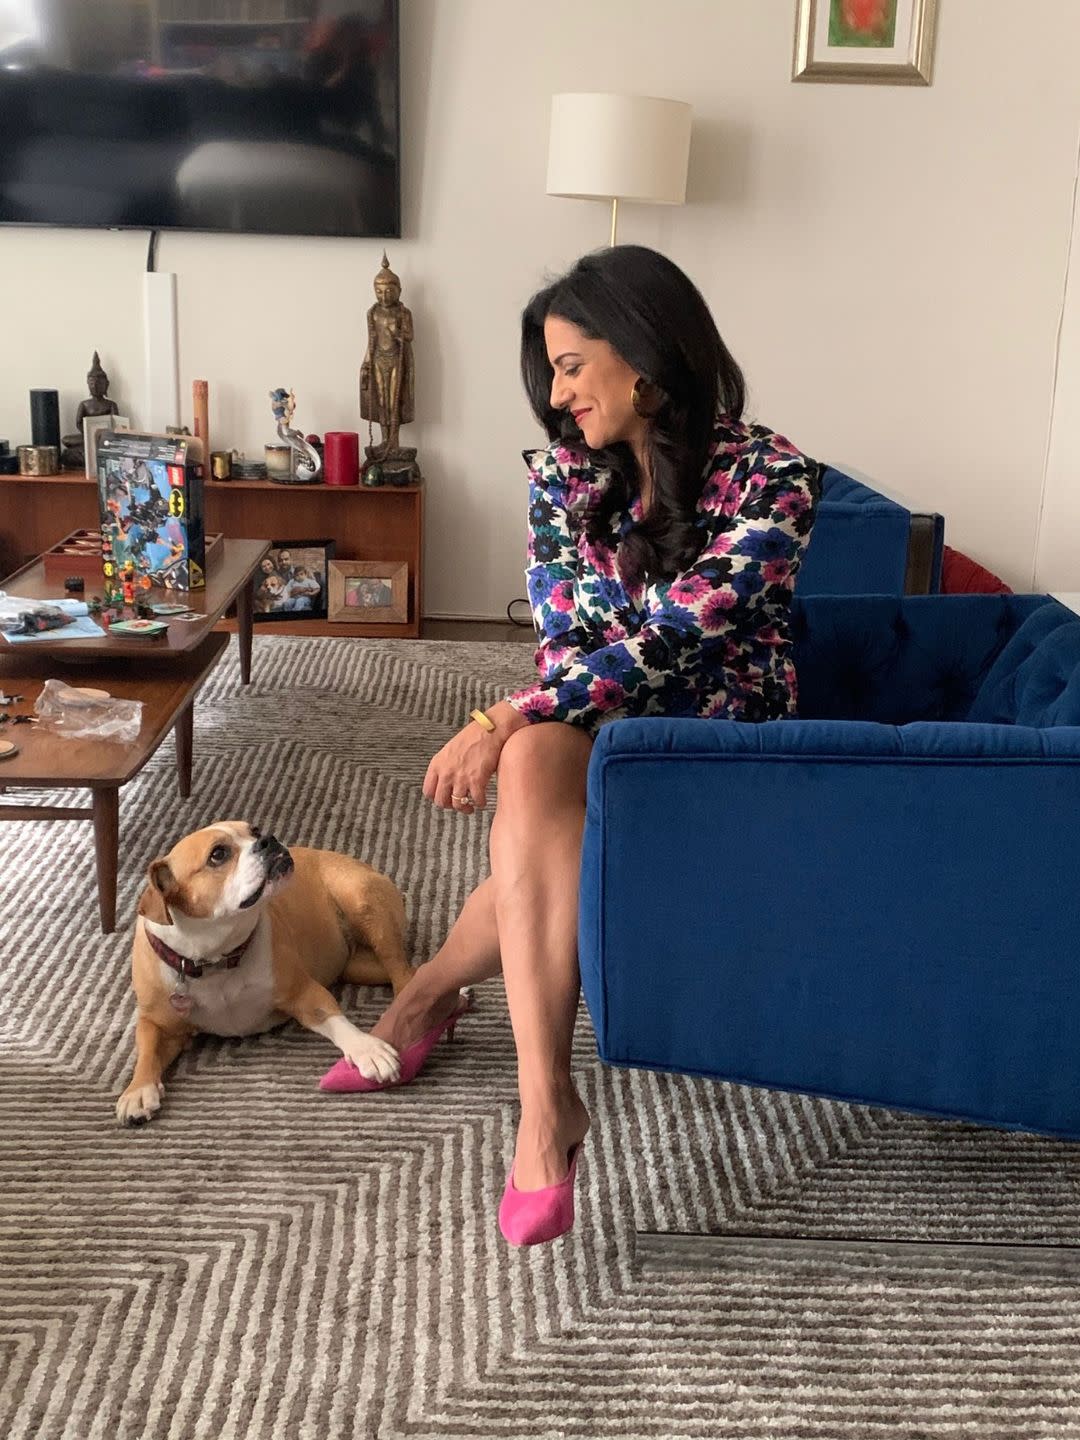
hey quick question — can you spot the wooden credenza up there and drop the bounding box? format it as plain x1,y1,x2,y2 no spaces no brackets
0,472,424,638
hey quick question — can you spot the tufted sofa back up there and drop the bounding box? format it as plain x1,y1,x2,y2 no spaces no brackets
792,594,1080,727
966,602,1080,728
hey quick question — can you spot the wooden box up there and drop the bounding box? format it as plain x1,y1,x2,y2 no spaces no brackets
42,529,224,584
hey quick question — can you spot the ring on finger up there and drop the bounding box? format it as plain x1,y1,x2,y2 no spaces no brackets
451,792,474,808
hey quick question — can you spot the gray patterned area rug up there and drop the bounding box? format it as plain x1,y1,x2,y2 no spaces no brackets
3,636,1080,1440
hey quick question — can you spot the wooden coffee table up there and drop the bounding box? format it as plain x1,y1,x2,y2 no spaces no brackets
0,538,270,683
0,539,270,932
0,635,229,933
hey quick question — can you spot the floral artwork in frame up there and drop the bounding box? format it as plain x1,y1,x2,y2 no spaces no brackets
793,0,937,85
328,559,409,625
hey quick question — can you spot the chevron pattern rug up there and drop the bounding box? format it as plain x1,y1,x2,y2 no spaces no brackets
4,636,1080,1440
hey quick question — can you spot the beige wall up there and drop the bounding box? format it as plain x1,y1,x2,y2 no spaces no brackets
1036,134,1080,595
2,0,1078,611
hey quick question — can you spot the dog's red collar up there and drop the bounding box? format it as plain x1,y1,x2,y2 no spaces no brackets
145,927,255,979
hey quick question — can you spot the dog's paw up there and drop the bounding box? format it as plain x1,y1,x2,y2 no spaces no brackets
341,1030,400,1084
116,1081,164,1127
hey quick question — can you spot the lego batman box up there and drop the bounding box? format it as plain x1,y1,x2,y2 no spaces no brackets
96,431,206,590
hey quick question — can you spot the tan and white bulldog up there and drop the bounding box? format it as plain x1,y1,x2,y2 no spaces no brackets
116,821,414,1125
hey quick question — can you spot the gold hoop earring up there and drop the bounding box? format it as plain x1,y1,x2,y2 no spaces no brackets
630,377,663,419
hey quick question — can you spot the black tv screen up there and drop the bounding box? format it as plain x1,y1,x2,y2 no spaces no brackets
0,0,400,238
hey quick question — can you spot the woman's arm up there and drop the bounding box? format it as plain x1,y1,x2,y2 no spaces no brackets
506,439,819,732
516,448,605,681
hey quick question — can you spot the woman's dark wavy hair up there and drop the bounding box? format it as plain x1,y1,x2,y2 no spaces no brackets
520,245,745,583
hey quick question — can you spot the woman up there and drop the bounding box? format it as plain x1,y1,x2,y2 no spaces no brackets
322,246,820,1247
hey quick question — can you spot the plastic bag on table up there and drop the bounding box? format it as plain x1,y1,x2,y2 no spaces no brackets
0,604,71,636
34,679,143,743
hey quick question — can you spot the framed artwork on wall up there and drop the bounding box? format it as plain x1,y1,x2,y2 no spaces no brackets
793,0,938,85
254,539,334,622
328,559,409,624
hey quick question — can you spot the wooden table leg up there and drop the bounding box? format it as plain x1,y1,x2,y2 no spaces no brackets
236,577,254,685
92,788,119,935
175,700,194,799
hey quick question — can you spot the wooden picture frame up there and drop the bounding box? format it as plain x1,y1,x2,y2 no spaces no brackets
793,0,937,85
328,559,409,624
84,413,130,480
253,538,334,622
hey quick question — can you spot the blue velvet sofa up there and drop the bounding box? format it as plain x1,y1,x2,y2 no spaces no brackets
579,594,1080,1140
795,466,944,597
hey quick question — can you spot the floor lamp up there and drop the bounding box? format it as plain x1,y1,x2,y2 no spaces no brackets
546,93,692,245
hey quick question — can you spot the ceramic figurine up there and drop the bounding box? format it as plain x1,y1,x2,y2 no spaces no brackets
268,388,322,483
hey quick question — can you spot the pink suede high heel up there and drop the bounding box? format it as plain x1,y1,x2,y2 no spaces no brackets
319,992,473,1094
498,1143,583,1247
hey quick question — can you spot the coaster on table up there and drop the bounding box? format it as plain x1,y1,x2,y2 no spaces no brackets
0,739,18,760
108,619,169,637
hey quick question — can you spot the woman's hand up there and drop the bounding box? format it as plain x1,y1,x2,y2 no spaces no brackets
423,702,529,814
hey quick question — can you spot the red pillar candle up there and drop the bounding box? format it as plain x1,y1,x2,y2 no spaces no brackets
323,430,360,486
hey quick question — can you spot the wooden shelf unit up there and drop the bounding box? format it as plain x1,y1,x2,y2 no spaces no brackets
0,473,424,639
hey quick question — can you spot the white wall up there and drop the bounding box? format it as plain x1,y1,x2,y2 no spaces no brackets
1035,127,1080,593
2,0,1079,612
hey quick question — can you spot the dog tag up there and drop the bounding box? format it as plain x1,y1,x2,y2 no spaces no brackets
169,987,192,1015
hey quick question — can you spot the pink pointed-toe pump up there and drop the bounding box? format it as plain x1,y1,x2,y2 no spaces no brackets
319,991,473,1094
498,1143,583,1247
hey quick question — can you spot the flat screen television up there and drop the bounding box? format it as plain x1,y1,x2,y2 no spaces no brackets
0,0,400,238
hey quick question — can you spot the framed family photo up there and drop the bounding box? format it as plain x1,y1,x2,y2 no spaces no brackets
793,0,937,84
254,539,334,622
328,559,409,625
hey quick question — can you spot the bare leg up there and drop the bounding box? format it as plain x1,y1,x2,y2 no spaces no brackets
490,723,592,1191
372,722,591,1192
370,874,502,1050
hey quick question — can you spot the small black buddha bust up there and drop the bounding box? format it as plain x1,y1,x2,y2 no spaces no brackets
61,352,121,469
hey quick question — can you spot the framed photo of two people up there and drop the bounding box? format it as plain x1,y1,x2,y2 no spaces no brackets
328,559,409,625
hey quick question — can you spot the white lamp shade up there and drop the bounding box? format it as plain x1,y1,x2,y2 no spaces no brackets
547,93,692,206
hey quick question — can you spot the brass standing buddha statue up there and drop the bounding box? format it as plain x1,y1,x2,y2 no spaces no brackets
360,253,420,485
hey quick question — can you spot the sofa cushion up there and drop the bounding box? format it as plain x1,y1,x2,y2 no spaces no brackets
941,545,1012,595
791,594,1051,725
966,602,1080,727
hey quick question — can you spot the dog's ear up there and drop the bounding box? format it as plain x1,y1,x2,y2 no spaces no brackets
138,859,176,926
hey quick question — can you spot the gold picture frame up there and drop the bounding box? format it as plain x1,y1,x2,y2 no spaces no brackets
328,559,409,624
793,0,937,85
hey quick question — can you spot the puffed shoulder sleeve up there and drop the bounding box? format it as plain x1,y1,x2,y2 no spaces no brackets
509,447,600,685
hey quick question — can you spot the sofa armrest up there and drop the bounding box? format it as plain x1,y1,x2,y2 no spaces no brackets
579,717,1080,1138
796,467,944,597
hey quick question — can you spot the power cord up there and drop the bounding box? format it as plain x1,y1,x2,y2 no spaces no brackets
506,598,532,627
146,229,159,273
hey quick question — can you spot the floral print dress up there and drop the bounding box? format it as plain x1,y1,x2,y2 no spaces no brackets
505,416,820,734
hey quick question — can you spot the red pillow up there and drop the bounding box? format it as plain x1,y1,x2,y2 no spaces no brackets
940,545,1012,595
